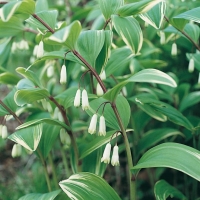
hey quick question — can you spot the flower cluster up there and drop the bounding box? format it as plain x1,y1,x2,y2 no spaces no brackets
74,89,89,110
88,114,106,136
101,143,120,166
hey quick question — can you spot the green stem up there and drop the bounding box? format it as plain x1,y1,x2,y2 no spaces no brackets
37,149,52,192
48,153,59,189
60,141,71,177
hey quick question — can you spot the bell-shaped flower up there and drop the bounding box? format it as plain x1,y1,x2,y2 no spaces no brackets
171,42,177,56
101,143,111,164
74,89,81,107
100,70,106,80
98,115,106,136
160,31,165,45
60,64,67,84
111,145,120,166
88,114,97,134
96,83,104,96
47,65,54,77
188,58,194,73
11,144,22,158
82,89,89,110
19,40,29,50
60,128,71,145
37,41,44,58
0,125,2,137
1,125,8,139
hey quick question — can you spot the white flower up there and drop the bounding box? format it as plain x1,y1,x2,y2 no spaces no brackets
47,65,54,77
19,40,29,50
96,83,104,96
33,45,39,56
0,125,2,137
60,128,71,145
37,41,44,58
160,31,165,45
171,42,177,56
60,64,67,84
111,145,120,166
53,107,59,119
101,143,111,164
98,115,106,136
88,114,98,134
188,58,194,73
2,125,8,139
11,144,22,158
198,72,200,84
82,89,89,110
100,70,106,80
74,89,81,107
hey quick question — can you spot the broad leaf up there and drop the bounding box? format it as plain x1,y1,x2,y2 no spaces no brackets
154,180,187,200
173,7,200,24
97,0,124,20
117,0,163,17
103,69,177,101
76,30,105,67
112,15,143,55
184,23,200,44
8,124,42,151
19,190,61,200
132,142,200,182
14,88,49,106
48,21,82,50
59,172,121,200
139,1,166,29
179,91,200,112
137,128,184,154
0,72,20,85
16,118,70,131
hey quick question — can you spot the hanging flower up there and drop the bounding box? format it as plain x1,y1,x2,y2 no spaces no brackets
53,107,59,119
60,64,67,84
101,143,111,164
82,89,89,110
111,145,120,166
188,58,194,73
198,72,200,84
171,42,177,56
160,31,165,45
88,114,98,134
0,125,2,137
100,70,106,80
37,41,44,58
60,128,71,145
98,115,106,136
11,144,22,158
96,83,104,96
74,89,81,107
47,65,54,77
1,125,8,139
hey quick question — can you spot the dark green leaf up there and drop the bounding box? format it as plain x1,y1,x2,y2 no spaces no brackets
59,172,121,200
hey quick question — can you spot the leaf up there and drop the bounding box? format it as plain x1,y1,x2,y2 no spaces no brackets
137,128,184,154
184,23,200,44
35,0,48,12
16,118,70,131
48,21,82,50
139,1,166,29
0,16,24,37
16,67,42,87
154,180,187,200
103,69,177,101
8,124,42,151
80,131,119,159
173,7,200,24
0,72,20,85
59,172,121,200
106,47,133,77
0,88,18,116
97,0,124,20
112,15,143,55
16,0,35,15
179,91,200,112
17,79,35,90
76,30,105,67
132,142,200,182
26,10,58,31
117,0,163,17
19,190,61,200
14,88,49,106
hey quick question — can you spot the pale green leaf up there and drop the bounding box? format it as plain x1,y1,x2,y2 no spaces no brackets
59,172,121,200
19,190,61,200
8,124,42,151
14,88,49,106
154,180,187,200
117,0,163,17
184,23,200,43
97,0,124,20
0,72,20,85
132,143,200,181
112,15,143,55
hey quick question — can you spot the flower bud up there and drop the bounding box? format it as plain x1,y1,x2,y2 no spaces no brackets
37,41,44,58
171,42,177,56
60,64,67,84
100,70,106,80
74,89,81,107
47,65,54,77
11,144,22,158
96,83,104,96
88,114,98,134
111,145,120,166
101,143,111,164
82,89,89,110
2,125,8,139
188,58,194,73
98,115,106,136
